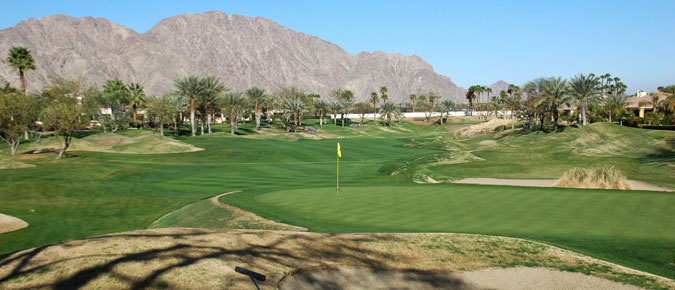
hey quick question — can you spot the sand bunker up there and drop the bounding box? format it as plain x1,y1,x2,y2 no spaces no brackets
455,178,674,192
279,266,642,290
0,213,28,233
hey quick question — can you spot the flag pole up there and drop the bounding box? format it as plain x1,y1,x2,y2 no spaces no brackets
337,142,340,194
337,153,340,194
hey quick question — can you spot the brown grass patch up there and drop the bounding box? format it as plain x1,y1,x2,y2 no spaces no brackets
455,119,512,139
555,166,632,190
0,229,670,289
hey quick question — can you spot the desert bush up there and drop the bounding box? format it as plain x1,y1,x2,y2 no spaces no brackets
555,165,631,190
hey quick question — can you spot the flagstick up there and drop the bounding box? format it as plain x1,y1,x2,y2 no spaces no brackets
336,154,340,194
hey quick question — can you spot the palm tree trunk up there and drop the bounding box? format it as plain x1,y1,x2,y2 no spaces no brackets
174,121,178,136
294,112,298,128
133,104,137,122
412,101,416,112
333,112,337,125
341,113,344,126
255,101,261,131
159,121,164,136
230,108,235,135
582,98,587,126
200,121,204,135
20,70,26,95
206,114,211,134
373,103,377,121
190,97,196,136
387,113,391,127
319,112,323,128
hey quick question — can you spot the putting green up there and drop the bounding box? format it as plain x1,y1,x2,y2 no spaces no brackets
221,184,675,278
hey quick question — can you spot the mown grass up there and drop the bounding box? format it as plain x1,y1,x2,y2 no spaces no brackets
1,119,674,280
221,184,675,278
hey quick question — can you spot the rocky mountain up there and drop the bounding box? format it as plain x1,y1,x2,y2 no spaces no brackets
0,11,466,103
488,80,510,98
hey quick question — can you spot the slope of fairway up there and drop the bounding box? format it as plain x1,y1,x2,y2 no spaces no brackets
423,123,675,188
220,184,675,278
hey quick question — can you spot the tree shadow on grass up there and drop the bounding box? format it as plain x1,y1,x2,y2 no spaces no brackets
0,230,479,289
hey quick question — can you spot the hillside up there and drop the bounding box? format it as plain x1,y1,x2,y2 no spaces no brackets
0,11,466,103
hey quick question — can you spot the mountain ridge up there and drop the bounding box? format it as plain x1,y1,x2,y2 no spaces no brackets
0,11,467,103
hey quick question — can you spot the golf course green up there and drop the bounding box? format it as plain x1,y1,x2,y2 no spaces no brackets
1,120,674,279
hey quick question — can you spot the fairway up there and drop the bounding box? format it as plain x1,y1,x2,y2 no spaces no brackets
1,121,674,283
221,184,675,278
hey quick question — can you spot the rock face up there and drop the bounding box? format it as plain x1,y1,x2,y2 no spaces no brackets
488,80,510,98
0,11,466,103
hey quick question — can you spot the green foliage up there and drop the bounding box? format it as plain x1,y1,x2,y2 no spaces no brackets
0,91,38,154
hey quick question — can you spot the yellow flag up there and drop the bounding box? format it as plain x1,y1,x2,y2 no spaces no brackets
337,142,342,158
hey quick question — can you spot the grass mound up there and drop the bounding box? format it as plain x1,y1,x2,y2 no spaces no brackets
21,133,202,154
555,166,632,190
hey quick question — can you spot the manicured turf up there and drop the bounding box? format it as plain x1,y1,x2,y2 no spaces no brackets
221,185,675,278
1,120,673,279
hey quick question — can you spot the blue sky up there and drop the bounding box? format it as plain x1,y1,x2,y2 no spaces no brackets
1,0,674,93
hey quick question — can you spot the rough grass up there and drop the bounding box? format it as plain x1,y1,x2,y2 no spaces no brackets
0,229,671,290
556,166,632,190
455,119,512,139
20,133,202,154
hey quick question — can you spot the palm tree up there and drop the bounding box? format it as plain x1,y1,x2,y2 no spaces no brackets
245,86,266,131
378,101,399,127
541,77,571,130
7,46,35,95
426,92,439,122
174,76,205,136
202,76,227,134
168,95,188,136
605,91,629,123
340,100,354,126
507,84,520,120
223,91,242,135
439,100,455,125
330,101,341,125
409,94,417,112
370,92,379,121
465,86,478,116
313,100,329,128
127,83,146,123
499,90,508,119
569,74,600,126
505,93,522,130
283,97,305,131
380,86,388,102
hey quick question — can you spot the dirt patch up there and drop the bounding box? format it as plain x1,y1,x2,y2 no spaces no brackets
454,178,674,192
0,229,670,290
0,213,28,233
279,266,643,290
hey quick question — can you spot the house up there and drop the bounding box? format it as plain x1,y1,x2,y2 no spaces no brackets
625,91,654,118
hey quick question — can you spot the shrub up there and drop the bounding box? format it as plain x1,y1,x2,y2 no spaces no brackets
637,124,675,131
555,166,631,190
